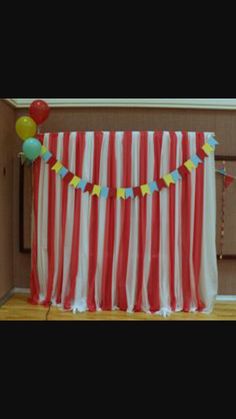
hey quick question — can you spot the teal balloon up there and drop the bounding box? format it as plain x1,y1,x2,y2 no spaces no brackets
23,138,41,161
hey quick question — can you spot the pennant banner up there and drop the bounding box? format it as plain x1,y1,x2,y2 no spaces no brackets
38,134,218,200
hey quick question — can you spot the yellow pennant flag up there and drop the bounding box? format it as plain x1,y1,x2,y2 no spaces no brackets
184,159,196,172
41,145,48,156
141,184,151,196
163,174,175,187
52,161,63,173
70,176,81,188
202,143,214,156
92,185,102,197
117,188,126,199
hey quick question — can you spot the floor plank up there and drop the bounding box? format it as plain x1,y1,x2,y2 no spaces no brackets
1,294,236,320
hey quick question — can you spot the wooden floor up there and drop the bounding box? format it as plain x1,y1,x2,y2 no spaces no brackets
0,294,236,320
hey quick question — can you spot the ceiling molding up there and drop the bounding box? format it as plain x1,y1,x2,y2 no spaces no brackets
4,98,236,110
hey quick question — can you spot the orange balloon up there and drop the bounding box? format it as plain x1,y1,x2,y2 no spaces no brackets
16,116,37,140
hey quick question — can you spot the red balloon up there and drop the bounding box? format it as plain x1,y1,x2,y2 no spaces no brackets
29,100,50,125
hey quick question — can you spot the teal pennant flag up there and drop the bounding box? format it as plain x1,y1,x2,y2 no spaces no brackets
125,188,134,198
149,181,158,193
42,151,52,162
59,167,69,178
207,136,219,148
170,170,182,183
100,187,109,198
77,179,87,191
191,154,202,167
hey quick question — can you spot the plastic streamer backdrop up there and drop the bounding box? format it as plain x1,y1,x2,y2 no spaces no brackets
29,131,218,316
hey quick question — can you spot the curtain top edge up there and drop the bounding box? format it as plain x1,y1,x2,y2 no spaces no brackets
39,130,216,136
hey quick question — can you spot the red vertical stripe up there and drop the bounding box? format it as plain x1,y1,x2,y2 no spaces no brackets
43,133,58,306
116,132,132,311
193,133,206,311
101,132,117,310
87,132,104,311
64,133,86,310
169,132,177,311
56,133,70,304
181,132,192,311
148,132,163,312
134,132,148,312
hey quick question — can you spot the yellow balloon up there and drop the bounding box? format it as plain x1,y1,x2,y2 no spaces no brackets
16,116,37,141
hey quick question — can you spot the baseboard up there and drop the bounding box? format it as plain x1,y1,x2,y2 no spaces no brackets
0,288,14,306
13,288,30,295
216,295,236,302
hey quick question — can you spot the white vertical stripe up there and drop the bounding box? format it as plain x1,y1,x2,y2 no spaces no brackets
61,132,77,304
158,132,171,313
188,132,197,311
37,133,50,301
111,132,123,309
51,133,64,303
142,132,155,313
126,132,140,312
95,132,109,310
174,133,183,311
199,133,218,312
73,132,94,312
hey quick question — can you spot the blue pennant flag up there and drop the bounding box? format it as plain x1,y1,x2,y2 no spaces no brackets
125,188,134,198
191,154,202,167
100,187,109,198
149,181,158,193
207,136,219,148
77,179,87,192
216,169,226,176
170,170,182,183
59,167,69,178
42,151,52,162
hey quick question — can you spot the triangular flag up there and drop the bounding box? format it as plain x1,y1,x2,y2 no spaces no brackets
184,159,196,172
191,155,202,167
92,185,102,197
216,169,226,176
141,184,151,196
70,176,81,188
59,167,69,178
117,188,126,199
149,181,158,193
42,151,53,162
202,143,214,156
207,136,219,147
163,174,175,187
170,170,182,183
41,145,48,156
224,175,234,189
100,187,109,198
125,188,134,198
77,179,87,191
52,161,63,173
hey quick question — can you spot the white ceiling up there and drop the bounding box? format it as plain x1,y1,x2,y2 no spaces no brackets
5,98,236,109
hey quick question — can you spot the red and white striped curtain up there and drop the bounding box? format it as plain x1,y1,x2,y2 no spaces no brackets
30,131,218,316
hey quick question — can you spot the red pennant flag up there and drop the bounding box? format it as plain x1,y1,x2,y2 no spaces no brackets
133,187,142,197
63,172,74,185
156,178,167,191
178,165,189,178
197,148,208,160
47,156,57,167
84,182,94,193
224,175,234,189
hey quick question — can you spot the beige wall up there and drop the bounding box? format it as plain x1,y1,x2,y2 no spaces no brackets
13,106,236,293
0,101,15,298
